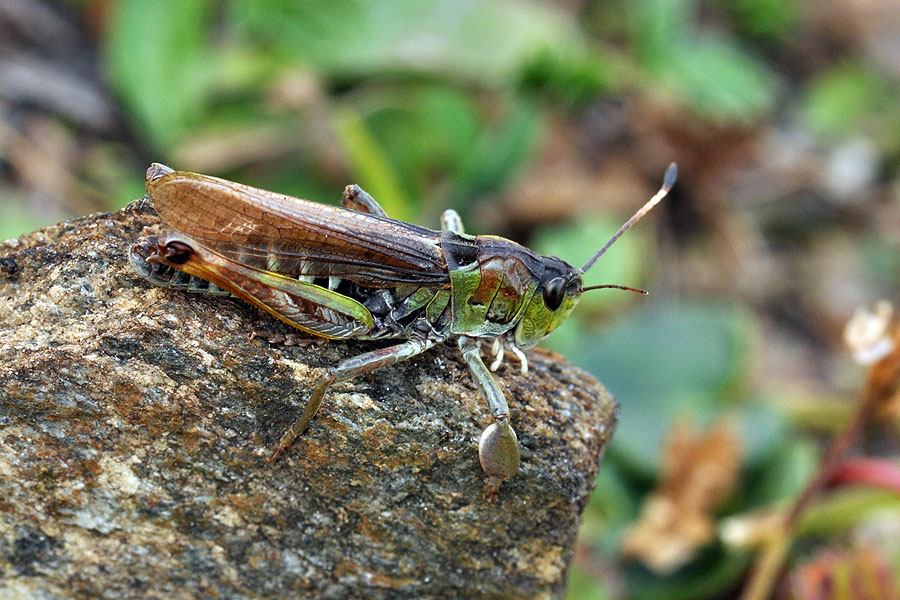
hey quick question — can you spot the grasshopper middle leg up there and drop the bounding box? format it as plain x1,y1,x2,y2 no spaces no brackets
269,336,437,461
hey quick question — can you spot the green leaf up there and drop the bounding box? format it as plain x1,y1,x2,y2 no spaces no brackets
796,488,900,538
0,197,53,240
623,546,752,600
801,61,893,139
411,86,480,168
627,0,693,63
653,38,777,124
349,90,540,208
111,176,149,212
742,435,818,507
242,162,340,208
105,0,213,150
563,566,610,600
719,0,799,41
227,0,364,70
362,84,480,201
518,45,614,105
332,107,415,221
572,300,756,477
578,463,642,557
862,239,900,291
229,0,581,85
452,99,541,206
608,389,720,479
625,0,777,124
735,401,790,472
587,300,753,403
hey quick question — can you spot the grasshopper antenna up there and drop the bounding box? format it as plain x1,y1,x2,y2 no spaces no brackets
581,162,677,273
581,284,648,295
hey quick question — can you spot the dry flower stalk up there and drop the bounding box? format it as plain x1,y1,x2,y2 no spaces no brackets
741,300,900,600
843,301,900,417
785,300,900,529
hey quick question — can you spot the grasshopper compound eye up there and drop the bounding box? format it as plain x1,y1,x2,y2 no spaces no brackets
542,277,566,311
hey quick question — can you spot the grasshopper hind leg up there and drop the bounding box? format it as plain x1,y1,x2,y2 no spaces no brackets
342,185,388,217
440,209,465,234
268,336,437,462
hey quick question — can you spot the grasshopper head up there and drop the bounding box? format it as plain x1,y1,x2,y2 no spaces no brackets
513,163,677,349
513,257,583,348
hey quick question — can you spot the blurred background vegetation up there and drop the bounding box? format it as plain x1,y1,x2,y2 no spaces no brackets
2,0,900,598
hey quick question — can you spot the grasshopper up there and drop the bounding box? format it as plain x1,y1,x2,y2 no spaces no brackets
130,162,676,482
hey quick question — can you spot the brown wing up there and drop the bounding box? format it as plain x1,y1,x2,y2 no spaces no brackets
146,170,450,288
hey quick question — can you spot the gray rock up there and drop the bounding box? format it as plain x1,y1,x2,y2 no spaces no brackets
0,199,617,599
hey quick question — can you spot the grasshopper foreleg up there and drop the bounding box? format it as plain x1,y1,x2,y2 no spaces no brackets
268,336,437,462
458,337,520,481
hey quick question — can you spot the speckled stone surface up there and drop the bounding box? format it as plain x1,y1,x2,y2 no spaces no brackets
0,199,617,600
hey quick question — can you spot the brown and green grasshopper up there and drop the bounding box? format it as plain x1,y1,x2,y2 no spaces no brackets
130,162,676,482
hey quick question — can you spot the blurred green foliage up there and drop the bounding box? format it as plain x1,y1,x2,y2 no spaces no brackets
97,0,788,218
553,300,815,598
629,0,778,123
560,301,756,476
103,0,570,220
801,61,896,139
107,0,212,150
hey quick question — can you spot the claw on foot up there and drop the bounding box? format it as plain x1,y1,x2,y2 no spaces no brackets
489,344,505,371
266,446,283,464
510,345,528,375
484,338,528,375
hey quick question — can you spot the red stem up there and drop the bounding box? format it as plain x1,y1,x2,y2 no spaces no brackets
784,401,874,527
827,457,900,495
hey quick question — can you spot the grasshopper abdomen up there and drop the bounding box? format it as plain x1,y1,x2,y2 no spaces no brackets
130,237,230,296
